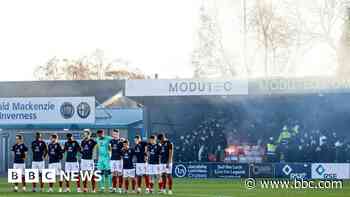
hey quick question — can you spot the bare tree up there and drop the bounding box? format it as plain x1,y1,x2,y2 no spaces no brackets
34,49,147,80
191,0,236,78
316,0,348,51
305,0,349,75
61,57,91,80
33,57,62,80
337,7,350,76
247,0,300,77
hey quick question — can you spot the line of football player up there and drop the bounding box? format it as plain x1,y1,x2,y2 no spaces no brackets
11,129,174,194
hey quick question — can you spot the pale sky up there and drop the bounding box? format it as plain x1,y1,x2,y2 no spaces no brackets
0,0,201,81
0,0,344,81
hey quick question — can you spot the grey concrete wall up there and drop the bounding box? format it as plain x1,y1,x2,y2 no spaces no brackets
0,80,124,103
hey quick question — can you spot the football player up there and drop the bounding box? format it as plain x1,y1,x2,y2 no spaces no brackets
146,135,161,193
121,139,136,193
158,133,174,195
47,134,64,192
110,129,124,193
80,129,97,192
31,132,47,192
96,129,112,192
11,134,28,192
64,133,81,192
134,135,149,193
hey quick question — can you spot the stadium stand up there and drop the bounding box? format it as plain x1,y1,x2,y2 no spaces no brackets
156,94,350,163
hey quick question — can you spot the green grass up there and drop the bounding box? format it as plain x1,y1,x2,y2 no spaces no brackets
0,177,349,197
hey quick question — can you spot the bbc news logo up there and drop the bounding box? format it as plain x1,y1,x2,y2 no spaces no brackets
8,169,102,183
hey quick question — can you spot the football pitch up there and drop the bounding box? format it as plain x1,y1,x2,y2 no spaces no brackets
0,177,349,197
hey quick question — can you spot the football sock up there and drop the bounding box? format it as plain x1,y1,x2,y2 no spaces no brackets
158,181,163,190
168,176,173,190
107,174,112,188
162,175,167,189
118,176,123,188
40,175,44,189
83,179,87,189
132,178,136,190
100,173,105,189
112,176,117,188
76,176,81,189
145,175,150,188
137,176,142,188
124,179,129,191
92,175,96,190
22,175,26,187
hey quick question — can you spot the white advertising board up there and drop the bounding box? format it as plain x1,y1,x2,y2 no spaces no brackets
311,163,350,179
125,79,248,96
0,97,95,124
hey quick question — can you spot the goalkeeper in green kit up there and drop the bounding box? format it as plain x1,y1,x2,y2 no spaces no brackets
96,129,113,192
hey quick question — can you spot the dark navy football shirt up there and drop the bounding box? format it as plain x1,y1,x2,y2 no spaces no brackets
81,139,97,160
12,143,28,164
110,139,123,160
31,140,47,162
64,140,81,162
134,141,147,163
148,143,161,164
48,143,63,163
160,140,173,164
122,148,135,169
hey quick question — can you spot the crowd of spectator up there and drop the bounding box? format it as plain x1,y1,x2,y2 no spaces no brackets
174,117,227,162
173,118,350,163
273,125,350,163
173,116,350,163
170,95,350,163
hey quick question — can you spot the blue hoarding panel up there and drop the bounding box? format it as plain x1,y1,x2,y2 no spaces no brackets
250,163,274,178
173,163,208,178
173,163,249,178
210,163,249,178
275,163,311,179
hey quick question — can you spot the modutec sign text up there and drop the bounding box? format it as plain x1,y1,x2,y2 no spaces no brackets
0,97,95,125
125,79,248,96
169,81,231,94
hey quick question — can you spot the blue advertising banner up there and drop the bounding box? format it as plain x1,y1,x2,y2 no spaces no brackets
275,163,311,179
211,164,249,178
249,164,274,178
173,163,249,178
173,162,317,179
173,163,208,178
